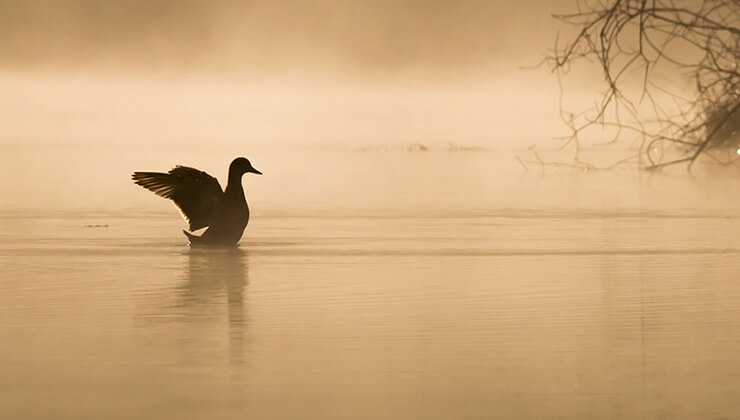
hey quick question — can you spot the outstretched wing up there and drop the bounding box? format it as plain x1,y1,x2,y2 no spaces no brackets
132,166,223,231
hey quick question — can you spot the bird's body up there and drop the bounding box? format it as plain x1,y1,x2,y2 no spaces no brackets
132,157,262,247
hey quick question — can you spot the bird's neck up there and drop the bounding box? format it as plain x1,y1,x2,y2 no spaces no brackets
225,173,245,198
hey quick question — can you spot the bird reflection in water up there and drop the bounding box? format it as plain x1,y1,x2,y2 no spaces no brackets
181,247,249,368
135,247,251,372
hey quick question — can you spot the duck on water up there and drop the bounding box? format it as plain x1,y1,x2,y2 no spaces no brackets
132,157,262,246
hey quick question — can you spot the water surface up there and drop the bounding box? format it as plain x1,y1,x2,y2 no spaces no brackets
2,207,740,419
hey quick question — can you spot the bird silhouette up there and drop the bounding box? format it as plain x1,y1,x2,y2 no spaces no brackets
132,157,262,246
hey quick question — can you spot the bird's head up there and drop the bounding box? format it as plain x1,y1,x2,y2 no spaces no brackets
230,157,262,176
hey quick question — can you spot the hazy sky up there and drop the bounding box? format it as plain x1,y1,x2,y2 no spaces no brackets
0,0,574,78
0,0,609,155
0,0,718,214
0,0,600,212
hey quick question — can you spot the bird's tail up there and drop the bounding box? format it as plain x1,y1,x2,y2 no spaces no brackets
182,230,202,245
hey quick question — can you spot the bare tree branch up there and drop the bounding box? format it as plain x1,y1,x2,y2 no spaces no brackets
544,0,740,170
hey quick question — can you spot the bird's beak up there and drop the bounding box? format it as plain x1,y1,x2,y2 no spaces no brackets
249,167,263,175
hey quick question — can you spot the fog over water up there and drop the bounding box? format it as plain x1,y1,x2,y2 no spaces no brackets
0,1,572,74
0,0,583,212
1,0,701,214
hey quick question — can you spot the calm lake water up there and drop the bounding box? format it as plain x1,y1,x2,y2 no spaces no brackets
3,143,740,419
2,203,740,419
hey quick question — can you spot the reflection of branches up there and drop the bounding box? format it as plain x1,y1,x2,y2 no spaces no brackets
545,0,740,170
